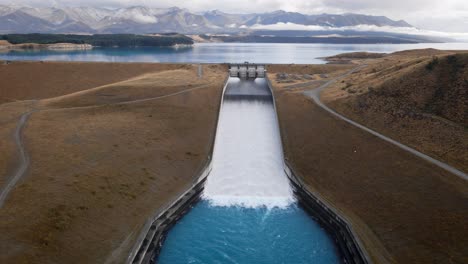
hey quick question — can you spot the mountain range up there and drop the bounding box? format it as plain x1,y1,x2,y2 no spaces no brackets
0,5,413,34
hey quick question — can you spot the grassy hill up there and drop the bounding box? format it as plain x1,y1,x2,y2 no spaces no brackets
268,54,468,264
0,62,224,263
360,53,467,126
324,50,468,172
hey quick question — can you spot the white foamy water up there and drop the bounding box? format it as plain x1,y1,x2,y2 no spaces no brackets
204,86,294,208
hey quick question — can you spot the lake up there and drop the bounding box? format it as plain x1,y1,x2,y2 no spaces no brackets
1,42,468,64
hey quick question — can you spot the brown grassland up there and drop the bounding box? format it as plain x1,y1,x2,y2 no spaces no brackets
323,50,468,172
0,61,187,104
1,51,467,264
269,50,468,263
0,61,226,263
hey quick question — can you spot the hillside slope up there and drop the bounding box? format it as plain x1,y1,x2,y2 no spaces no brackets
0,63,226,263
269,59,468,264
0,61,187,104
324,51,468,172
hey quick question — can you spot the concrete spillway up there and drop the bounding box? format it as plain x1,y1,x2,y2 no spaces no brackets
203,78,294,208
223,77,272,101
156,78,340,264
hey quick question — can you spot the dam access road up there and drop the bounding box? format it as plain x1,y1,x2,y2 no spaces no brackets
303,65,467,180
268,53,468,264
0,56,467,264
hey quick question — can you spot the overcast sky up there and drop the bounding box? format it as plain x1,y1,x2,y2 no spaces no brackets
3,0,468,32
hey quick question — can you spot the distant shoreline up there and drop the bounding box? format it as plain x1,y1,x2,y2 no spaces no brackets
0,33,194,49
188,34,442,44
0,41,93,51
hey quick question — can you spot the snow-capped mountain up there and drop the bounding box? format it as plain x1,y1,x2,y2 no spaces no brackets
0,5,413,34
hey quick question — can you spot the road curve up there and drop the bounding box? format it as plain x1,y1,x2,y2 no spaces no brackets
0,85,210,208
302,66,468,181
118,84,210,105
0,110,35,208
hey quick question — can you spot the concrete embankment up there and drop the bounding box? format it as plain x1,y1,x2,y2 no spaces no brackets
271,76,468,263
128,170,209,264
266,78,370,264
134,76,369,264
127,76,230,264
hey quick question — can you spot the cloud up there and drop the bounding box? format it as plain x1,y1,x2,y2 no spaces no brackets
319,0,428,12
250,22,468,41
115,12,157,23
130,14,157,24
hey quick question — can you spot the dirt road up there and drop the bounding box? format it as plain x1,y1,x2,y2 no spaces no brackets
0,109,35,207
303,66,467,180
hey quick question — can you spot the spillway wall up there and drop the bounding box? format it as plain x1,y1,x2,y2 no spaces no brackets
265,76,371,264
127,76,230,264
130,75,371,264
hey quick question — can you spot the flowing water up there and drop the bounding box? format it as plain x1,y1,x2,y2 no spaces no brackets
203,89,293,208
157,79,340,264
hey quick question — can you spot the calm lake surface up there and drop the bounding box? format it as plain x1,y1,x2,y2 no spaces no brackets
1,42,468,64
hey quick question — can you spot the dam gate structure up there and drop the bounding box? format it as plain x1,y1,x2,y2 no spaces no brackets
229,63,266,79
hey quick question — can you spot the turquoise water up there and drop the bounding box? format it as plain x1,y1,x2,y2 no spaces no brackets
157,201,340,264
157,79,341,264
1,42,468,64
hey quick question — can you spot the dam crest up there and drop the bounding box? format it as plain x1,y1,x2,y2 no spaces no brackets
229,63,266,79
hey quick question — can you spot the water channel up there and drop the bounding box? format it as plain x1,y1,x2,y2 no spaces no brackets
157,78,340,264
